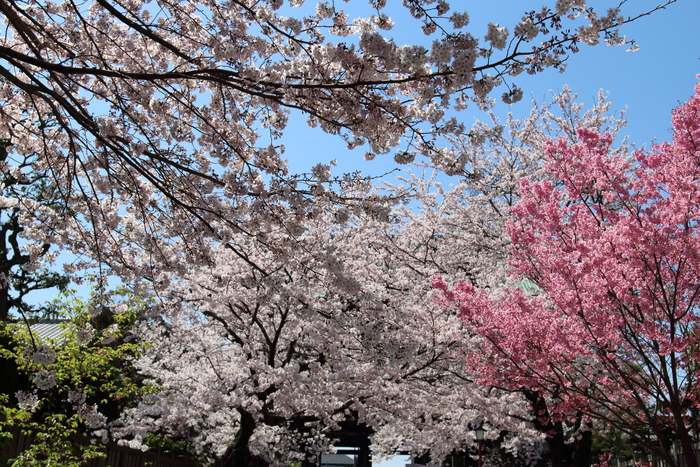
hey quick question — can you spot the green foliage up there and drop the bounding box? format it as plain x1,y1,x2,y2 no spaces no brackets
53,292,155,409
0,290,155,466
0,409,105,467
591,426,638,463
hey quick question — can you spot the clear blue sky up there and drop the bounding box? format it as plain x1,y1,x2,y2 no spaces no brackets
282,0,700,183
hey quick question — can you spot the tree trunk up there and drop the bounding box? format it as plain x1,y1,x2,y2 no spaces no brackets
675,417,698,467
524,390,592,467
215,410,270,467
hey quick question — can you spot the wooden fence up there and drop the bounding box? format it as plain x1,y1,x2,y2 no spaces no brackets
1,428,199,467
612,442,700,467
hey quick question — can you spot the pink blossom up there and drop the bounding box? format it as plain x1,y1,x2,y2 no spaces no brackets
435,81,700,467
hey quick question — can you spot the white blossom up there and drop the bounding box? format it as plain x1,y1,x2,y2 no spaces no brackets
15,390,39,410
78,403,108,429
32,345,56,365
485,23,509,50
514,17,538,41
77,324,95,345
101,323,119,345
33,369,57,390
449,11,470,29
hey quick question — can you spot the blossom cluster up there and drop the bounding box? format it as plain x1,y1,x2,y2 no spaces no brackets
31,345,56,365
32,369,57,390
15,390,40,410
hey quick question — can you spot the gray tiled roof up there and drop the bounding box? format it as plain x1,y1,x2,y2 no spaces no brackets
517,278,541,295
26,319,69,344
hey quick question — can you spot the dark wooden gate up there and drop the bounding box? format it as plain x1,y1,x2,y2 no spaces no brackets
302,420,373,467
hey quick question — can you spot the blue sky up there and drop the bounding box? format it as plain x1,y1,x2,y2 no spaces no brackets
282,0,700,183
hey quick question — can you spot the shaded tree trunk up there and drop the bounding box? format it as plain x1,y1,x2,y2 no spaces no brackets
524,390,592,467
673,410,699,467
215,410,270,467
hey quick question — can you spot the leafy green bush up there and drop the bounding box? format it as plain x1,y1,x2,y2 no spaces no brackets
0,291,155,466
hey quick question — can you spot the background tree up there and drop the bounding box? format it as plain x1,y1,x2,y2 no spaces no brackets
0,133,69,323
0,88,71,423
366,86,628,467
433,81,700,467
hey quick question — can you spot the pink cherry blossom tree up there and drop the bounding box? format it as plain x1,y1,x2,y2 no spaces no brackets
434,82,700,467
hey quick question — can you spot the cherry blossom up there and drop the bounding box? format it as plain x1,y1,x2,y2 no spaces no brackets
0,0,668,463
111,87,627,466
0,0,674,268
435,81,700,467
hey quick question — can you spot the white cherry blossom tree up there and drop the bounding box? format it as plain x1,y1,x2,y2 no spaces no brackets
109,87,629,466
0,0,673,260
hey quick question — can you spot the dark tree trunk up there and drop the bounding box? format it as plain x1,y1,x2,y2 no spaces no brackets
674,413,699,467
524,390,593,467
215,410,270,467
